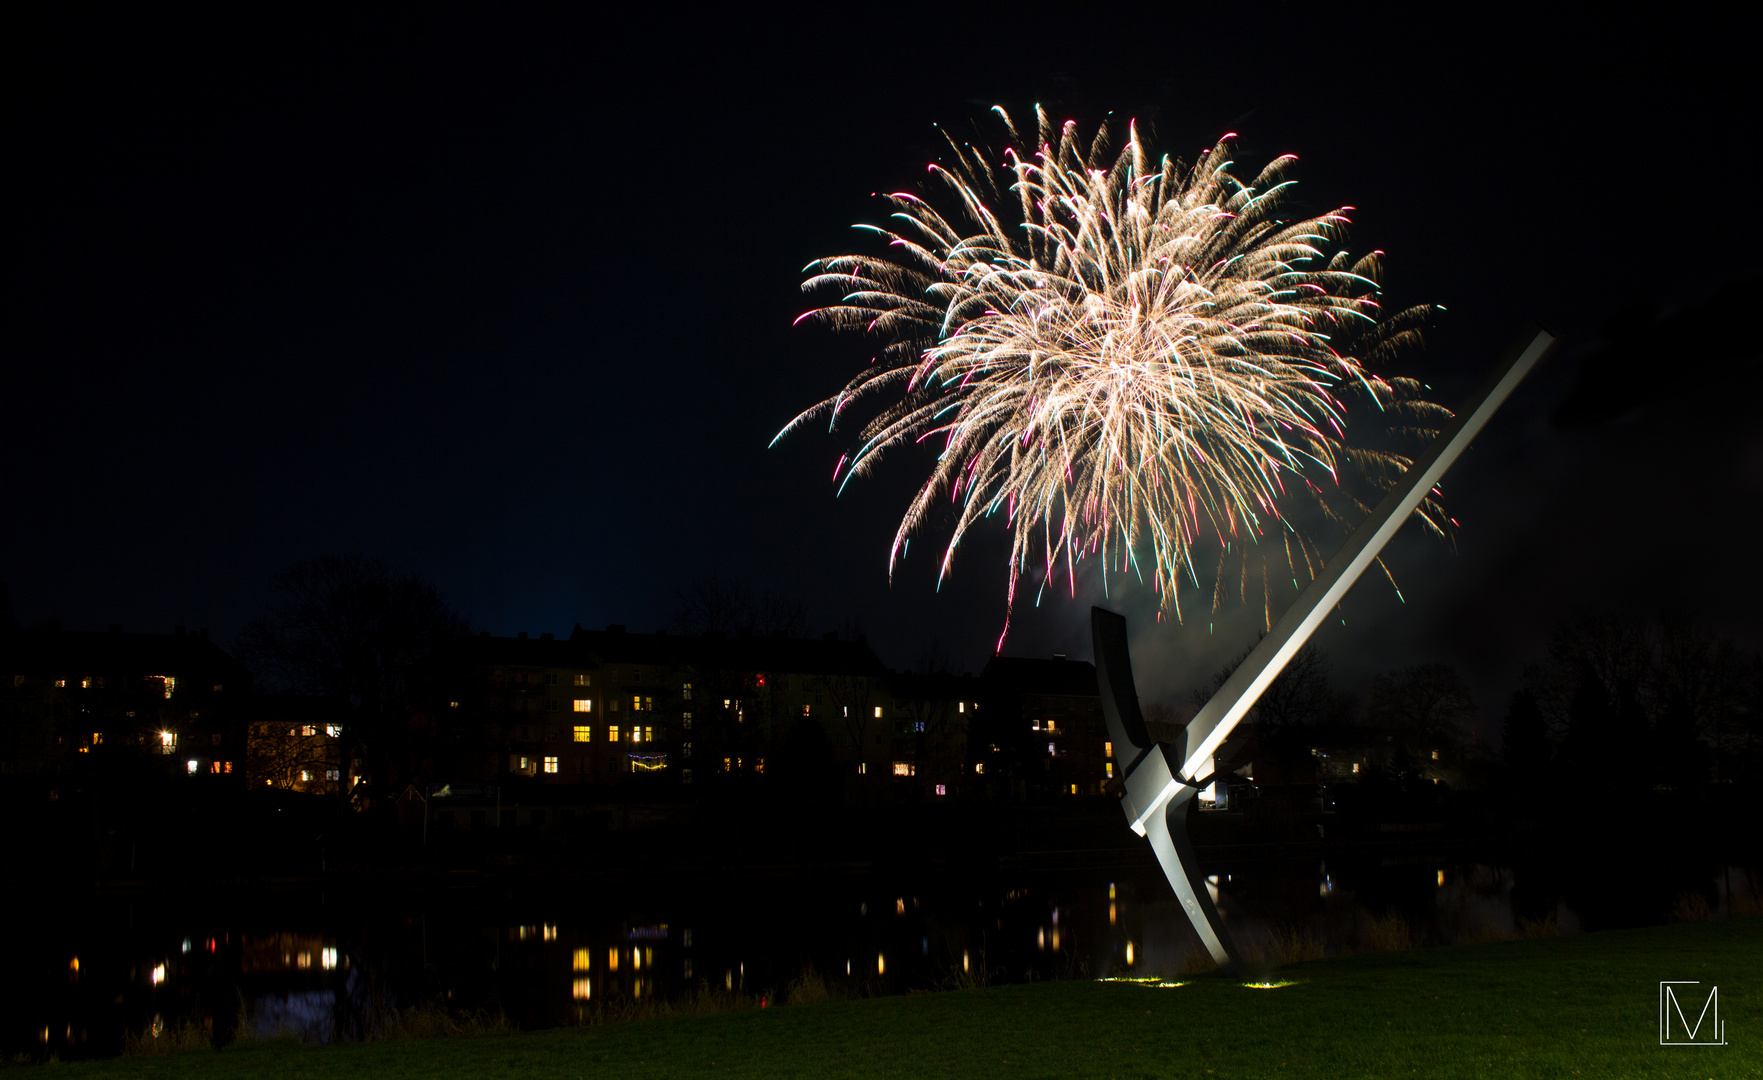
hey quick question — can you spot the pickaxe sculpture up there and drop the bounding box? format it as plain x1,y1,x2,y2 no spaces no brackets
1093,326,1558,970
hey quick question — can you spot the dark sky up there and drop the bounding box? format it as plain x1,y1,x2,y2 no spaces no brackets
7,6,1760,734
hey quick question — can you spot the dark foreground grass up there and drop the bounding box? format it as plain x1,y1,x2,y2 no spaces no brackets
52,918,1761,1079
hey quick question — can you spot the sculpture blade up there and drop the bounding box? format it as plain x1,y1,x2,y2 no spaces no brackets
1177,326,1557,781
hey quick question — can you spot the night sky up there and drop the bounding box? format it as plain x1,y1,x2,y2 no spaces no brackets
8,7,1760,734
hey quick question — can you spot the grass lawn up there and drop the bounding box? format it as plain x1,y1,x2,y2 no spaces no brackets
51,918,1759,1079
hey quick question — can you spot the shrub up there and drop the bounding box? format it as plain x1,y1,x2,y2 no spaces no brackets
1361,912,1415,953
1671,891,1712,924
940,952,990,991
1247,927,1326,967
784,965,831,1006
371,1003,511,1042
1517,913,1558,939
1732,886,1762,918
124,1017,211,1057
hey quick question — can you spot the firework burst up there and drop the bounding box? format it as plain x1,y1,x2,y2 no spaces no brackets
777,108,1450,643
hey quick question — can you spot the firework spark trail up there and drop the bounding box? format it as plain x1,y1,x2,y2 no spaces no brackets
776,108,1451,641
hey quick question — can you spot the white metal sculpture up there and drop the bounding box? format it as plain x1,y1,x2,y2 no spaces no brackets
1094,326,1558,969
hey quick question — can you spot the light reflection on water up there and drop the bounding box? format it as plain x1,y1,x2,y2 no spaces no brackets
13,856,1752,1060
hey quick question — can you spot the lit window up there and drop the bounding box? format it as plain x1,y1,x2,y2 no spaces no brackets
723,757,732,772
450,701,460,708
642,726,653,743
803,704,811,717
1047,719,1057,734
892,762,913,777
573,699,593,713
1352,762,1360,774
681,683,692,700
609,726,619,743
633,695,653,712
573,978,592,1001
299,769,311,782
91,732,103,746
1070,784,1078,794
974,762,984,775
1105,741,1113,758
187,759,200,774
322,948,338,970
573,726,591,743
609,948,619,971
157,676,176,699
301,724,317,737
858,762,867,775
573,948,591,972
81,678,92,689
873,706,882,718
1431,749,1440,761
754,758,764,775
1105,762,1114,778
958,701,965,713
159,731,177,752
682,742,692,757
210,762,222,774
324,768,339,780
544,756,559,773
935,784,947,796
326,724,342,738
55,679,66,688
1048,742,1056,756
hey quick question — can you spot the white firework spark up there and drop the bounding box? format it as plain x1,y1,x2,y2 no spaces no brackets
778,107,1449,643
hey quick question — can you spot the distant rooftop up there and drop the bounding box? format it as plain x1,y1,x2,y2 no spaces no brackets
4,626,249,680
445,624,891,677
981,655,1099,696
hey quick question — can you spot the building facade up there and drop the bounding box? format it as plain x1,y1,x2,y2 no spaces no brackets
2,626,251,792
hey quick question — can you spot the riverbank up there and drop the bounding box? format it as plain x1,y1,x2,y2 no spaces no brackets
44,915,1760,1078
